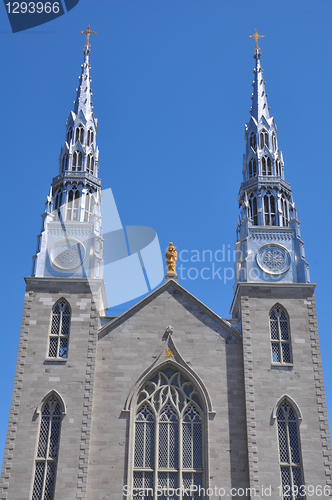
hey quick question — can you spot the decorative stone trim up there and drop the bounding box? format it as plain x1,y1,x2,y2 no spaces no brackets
250,229,293,241
307,296,332,484
0,291,34,499
76,300,98,500
241,296,260,498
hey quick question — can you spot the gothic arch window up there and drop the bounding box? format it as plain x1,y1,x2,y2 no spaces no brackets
277,400,304,498
260,130,269,149
270,304,292,364
249,158,257,179
31,395,63,499
250,132,257,152
264,191,276,226
249,193,258,225
133,367,204,498
86,154,94,175
87,128,94,147
75,125,84,144
276,159,281,177
72,151,82,171
262,156,272,176
48,299,71,359
61,154,69,172
66,127,73,145
281,197,289,227
272,133,277,152
84,190,95,222
66,189,80,221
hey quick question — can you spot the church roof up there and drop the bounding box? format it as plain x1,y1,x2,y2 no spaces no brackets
98,278,242,341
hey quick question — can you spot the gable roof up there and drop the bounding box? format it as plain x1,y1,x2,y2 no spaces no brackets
98,278,241,341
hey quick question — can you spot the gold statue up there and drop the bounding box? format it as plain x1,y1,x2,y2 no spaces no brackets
248,29,265,51
166,242,177,275
81,25,97,47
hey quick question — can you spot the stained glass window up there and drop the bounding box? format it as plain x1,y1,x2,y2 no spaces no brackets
133,368,204,499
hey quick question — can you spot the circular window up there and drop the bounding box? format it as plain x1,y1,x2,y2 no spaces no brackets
256,244,291,275
50,239,86,271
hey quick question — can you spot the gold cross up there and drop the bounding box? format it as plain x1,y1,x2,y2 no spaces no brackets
248,29,265,50
80,25,97,47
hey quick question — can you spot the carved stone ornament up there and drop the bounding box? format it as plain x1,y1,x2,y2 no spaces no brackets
50,239,86,271
256,244,291,275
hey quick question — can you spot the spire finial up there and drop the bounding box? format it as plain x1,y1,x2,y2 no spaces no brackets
80,24,97,47
248,29,265,51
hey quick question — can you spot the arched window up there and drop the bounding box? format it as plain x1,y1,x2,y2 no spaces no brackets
66,127,73,145
61,154,68,172
270,304,292,364
48,299,71,359
262,156,272,176
133,367,204,497
250,132,257,152
31,395,62,499
264,192,276,226
277,401,304,497
272,133,277,152
75,125,84,144
249,159,257,179
276,159,281,177
260,130,269,149
249,193,258,225
84,191,95,222
86,154,94,175
281,197,289,227
72,151,82,171
87,128,94,147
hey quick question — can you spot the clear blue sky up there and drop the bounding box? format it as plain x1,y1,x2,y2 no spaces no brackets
1,0,332,466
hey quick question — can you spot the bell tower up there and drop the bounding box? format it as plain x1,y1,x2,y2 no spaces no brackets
0,28,106,500
231,32,332,498
33,25,103,281
234,31,309,287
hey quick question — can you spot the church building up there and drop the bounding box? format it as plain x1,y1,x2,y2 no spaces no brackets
0,29,331,500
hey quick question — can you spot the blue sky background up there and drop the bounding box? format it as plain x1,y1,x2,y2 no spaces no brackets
1,0,332,466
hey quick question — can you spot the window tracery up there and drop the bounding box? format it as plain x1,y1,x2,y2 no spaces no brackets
270,305,292,364
72,151,82,171
31,395,62,500
249,158,257,178
75,125,84,144
250,132,257,152
262,156,272,176
133,367,204,499
264,191,276,225
277,401,304,499
66,189,80,221
260,130,269,149
48,299,71,359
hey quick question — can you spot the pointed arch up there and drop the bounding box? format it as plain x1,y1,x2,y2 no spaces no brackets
31,392,64,499
272,395,302,421
48,298,71,359
274,397,305,497
270,303,292,365
129,359,209,498
124,335,214,415
36,389,66,416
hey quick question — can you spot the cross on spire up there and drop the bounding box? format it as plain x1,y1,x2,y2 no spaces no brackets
248,29,265,51
80,25,97,47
